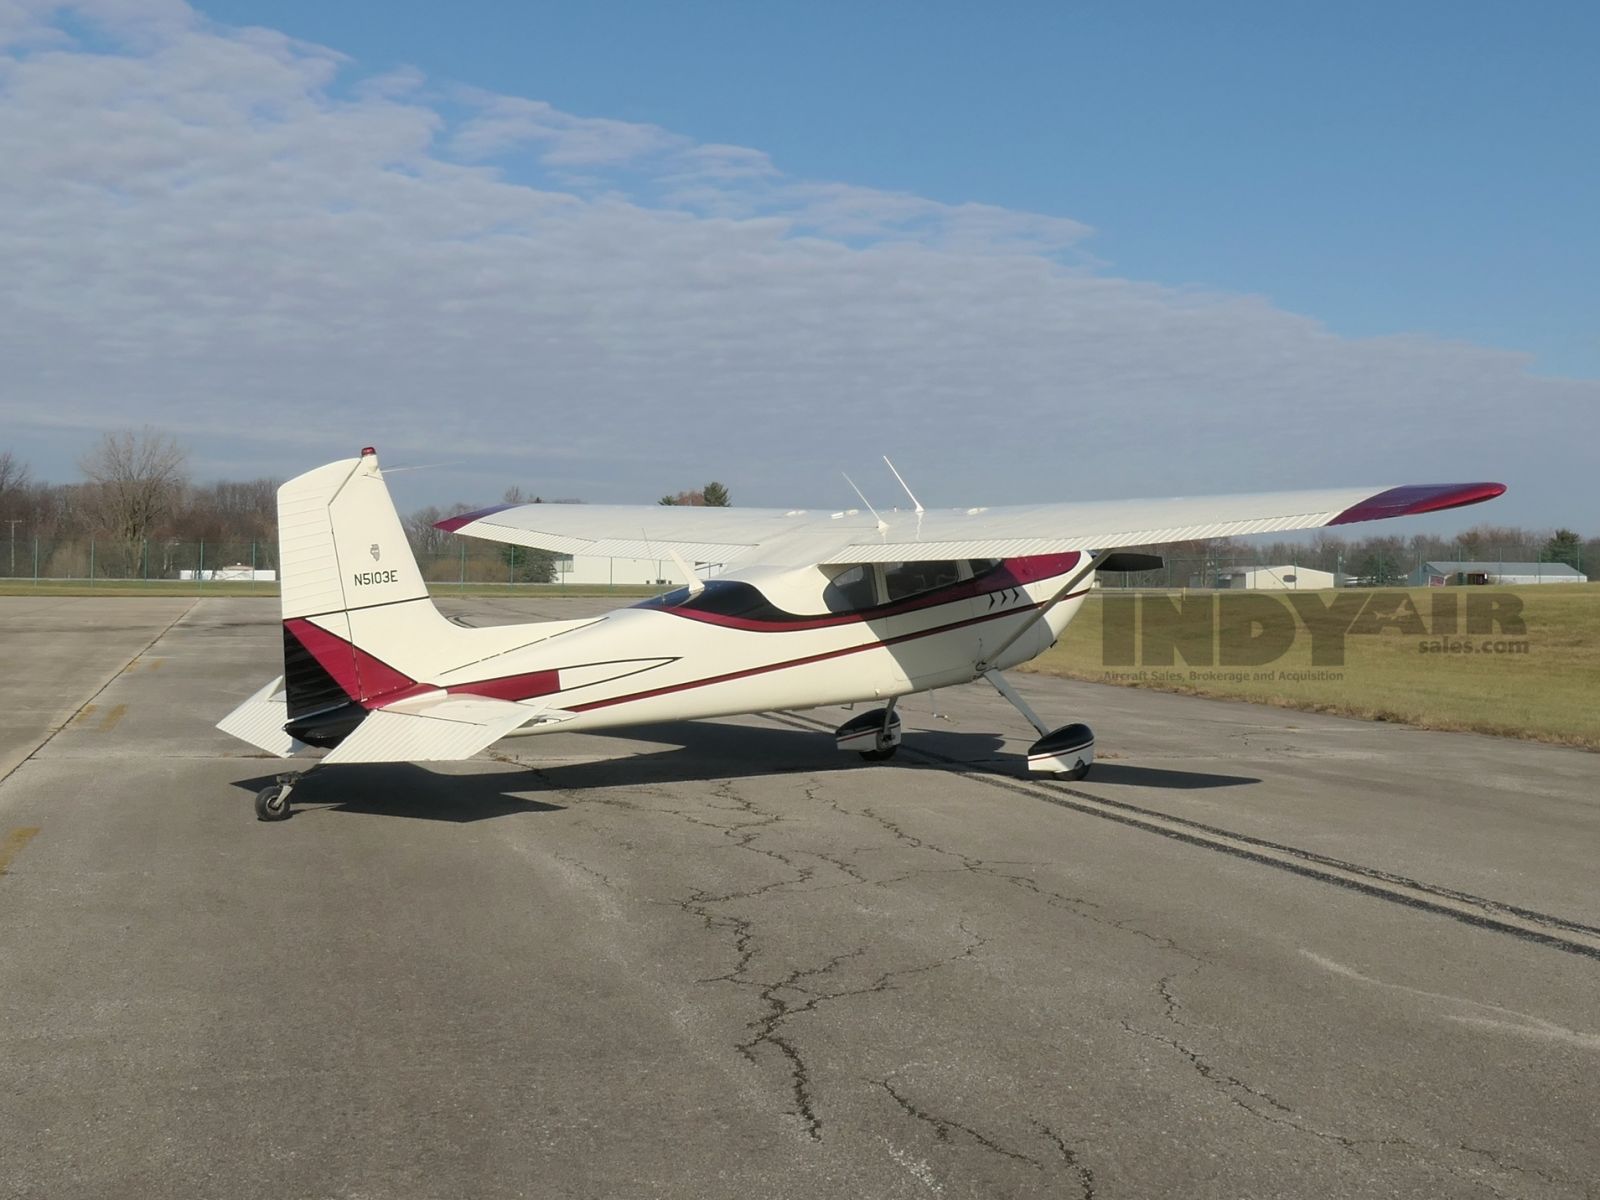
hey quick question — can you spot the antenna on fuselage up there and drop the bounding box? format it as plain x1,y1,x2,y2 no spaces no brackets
379,461,462,474
668,548,706,597
882,456,924,515
842,472,889,532
641,526,706,598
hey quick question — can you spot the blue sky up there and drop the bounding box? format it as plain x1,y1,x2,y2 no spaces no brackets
193,0,1599,378
0,0,1594,530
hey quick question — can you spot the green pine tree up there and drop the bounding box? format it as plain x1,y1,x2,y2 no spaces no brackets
1543,528,1582,569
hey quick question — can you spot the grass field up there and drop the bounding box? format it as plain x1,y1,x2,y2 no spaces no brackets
1022,583,1599,749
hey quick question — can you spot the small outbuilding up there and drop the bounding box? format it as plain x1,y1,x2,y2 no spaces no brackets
1408,561,1587,586
1197,565,1339,590
179,565,278,582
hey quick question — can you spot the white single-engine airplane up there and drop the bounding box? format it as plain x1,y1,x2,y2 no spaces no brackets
219,449,1504,820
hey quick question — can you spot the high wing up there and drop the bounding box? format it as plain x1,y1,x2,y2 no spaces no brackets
436,503,814,565
437,482,1506,568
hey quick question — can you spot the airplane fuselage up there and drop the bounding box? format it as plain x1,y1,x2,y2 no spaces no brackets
309,554,1093,740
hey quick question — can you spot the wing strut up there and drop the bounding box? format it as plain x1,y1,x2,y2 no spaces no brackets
976,549,1116,673
982,669,1050,737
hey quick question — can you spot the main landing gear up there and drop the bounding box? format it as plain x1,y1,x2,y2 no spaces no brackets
835,699,902,761
255,769,311,821
983,669,1095,781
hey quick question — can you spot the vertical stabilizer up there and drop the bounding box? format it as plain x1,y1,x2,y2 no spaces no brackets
278,449,430,620
274,448,451,742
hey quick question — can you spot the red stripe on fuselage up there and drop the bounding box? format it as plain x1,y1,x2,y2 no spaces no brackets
284,618,560,708
566,589,1089,714
449,672,561,702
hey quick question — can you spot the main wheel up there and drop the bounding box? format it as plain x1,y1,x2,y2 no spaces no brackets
858,746,898,762
255,784,292,822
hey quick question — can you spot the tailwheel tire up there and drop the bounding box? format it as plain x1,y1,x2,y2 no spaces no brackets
255,785,292,822
858,746,898,762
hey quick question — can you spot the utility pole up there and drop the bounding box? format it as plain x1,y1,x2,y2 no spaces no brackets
6,519,19,577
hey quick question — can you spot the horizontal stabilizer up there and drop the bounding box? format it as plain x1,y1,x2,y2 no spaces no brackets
321,694,560,765
216,676,306,758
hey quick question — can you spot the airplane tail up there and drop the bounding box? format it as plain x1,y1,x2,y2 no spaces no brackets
217,447,579,764
274,447,456,746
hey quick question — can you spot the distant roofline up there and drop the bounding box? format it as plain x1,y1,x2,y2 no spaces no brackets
1216,564,1336,574
1419,561,1583,574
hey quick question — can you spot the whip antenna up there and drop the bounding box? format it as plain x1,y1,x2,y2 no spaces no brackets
882,456,924,515
842,472,889,532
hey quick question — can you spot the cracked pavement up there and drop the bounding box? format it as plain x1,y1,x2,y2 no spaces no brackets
1,596,1597,1199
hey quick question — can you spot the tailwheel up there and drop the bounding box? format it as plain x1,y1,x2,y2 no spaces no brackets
255,785,291,821
255,771,303,822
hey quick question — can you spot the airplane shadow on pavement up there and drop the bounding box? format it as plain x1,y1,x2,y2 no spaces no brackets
228,764,567,823
228,721,1258,822
1074,763,1261,790
226,720,1004,822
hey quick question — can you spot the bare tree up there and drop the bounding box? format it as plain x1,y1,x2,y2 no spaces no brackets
172,478,278,543
0,449,30,498
0,451,31,576
404,503,478,561
658,488,706,506
79,429,188,576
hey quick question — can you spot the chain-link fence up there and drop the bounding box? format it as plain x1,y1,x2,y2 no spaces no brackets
0,538,281,587
0,538,592,589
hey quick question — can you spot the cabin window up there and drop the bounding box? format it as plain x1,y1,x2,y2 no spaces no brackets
824,565,878,612
966,558,1003,580
882,560,963,603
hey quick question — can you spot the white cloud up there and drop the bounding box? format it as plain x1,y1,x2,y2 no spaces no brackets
449,90,685,166
0,0,1592,528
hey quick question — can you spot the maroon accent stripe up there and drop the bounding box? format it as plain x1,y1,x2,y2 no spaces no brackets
665,553,1083,632
448,671,562,702
568,589,1090,714
435,503,519,533
1329,482,1506,526
285,621,559,708
285,618,417,705
285,619,634,709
